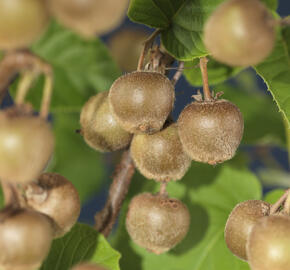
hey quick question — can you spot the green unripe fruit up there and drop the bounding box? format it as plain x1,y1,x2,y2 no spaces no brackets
80,92,132,152
126,193,190,254
0,209,53,270
109,71,175,134
130,123,191,181
71,263,108,270
0,0,50,50
0,109,54,184
177,99,243,165
25,173,81,238
224,200,270,260
204,0,275,66
247,215,290,270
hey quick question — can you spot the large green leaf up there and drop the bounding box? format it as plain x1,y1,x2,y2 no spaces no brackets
112,158,261,270
128,0,277,61
41,223,121,270
255,27,290,129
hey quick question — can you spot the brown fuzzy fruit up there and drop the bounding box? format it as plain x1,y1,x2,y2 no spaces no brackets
247,215,290,270
25,173,81,238
0,0,50,50
71,263,108,270
0,110,54,183
177,99,244,165
109,71,175,134
48,0,128,38
130,123,191,181
126,193,190,254
0,209,53,270
204,0,275,66
80,92,132,152
224,200,270,261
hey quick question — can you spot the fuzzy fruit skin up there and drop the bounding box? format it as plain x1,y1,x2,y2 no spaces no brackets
130,123,191,181
25,173,81,238
126,193,190,254
177,99,243,165
204,0,275,66
71,263,108,270
0,113,54,183
0,209,53,270
247,215,290,270
0,0,50,50
224,200,270,261
80,92,132,152
48,0,128,38
109,71,175,134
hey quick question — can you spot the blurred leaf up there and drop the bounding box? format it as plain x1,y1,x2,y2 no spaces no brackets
112,158,260,270
128,0,277,60
41,223,121,270
263,189,285,204
184,58,243,86
255,27,290,129
257,168,290,189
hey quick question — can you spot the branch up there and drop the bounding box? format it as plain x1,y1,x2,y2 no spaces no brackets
95,150,135,237
171,62,184,86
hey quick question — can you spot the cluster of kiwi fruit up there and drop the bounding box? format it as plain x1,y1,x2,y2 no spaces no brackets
225,196,290,270
0,0,129,51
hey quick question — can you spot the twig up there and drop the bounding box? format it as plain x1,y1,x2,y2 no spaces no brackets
137,29,161,71
200,57,212,101
171,62,184,86
270,189,290,215
95,151,135,237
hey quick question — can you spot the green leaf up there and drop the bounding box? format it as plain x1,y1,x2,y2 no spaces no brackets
47,112,105,202
112,158,260,270
184,57,243,86
255,27,290,129
41,223,121,270
263,189,285,204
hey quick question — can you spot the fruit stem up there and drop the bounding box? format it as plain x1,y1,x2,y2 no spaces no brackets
1,181,21,207
171,61,184,86
15,71,36,105
40,74,53,119
159,182,168,196
137,29,161,71
95,150,135,237
284,191,290,215
199,57,212,101
270,189,290,215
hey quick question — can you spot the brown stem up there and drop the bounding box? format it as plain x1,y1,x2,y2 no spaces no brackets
200,57,212,101
0,50,52,106
159,182,168,196
171,62,184,86
137,29,161,71
1,180,21,207
270,189,290,215
95,151,135,237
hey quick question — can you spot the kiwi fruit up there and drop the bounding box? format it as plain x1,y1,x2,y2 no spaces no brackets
80,92,132,152
177,99,244,165
109,71,175,134
204,0,276,66
48,0,129,38
224,200,270,260
25,173,81,238
126,193,190,254
71,263,108,270
247,215,290,270
0,0,50,50
0,108,54,183
130,123,191,181
0,209,53,270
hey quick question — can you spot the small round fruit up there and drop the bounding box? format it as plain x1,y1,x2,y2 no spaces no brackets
130,123,191,181
0,209,53,270
0,111,54,183
204,0,275,66
80,92,132,152
177,99,243,165
71,263,108,270
48,0,128,38
224,200,270,260
109,71,175,134
25,173,81,238
0,0,50,50
247,215,290,270
126,193,190,254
